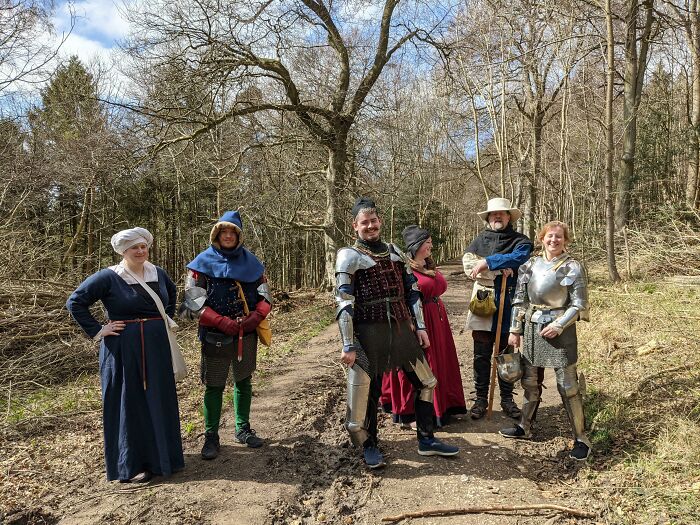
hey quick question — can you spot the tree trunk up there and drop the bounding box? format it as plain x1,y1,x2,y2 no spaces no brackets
688,43,700,209
524,114,543,239
615,0,655,228
83,186,95,274
323,144,348,290
604,0,621,282
62,175,96,271
615,2,639,229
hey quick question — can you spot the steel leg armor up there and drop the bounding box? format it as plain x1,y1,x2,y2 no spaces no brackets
518,361,541,436
410,357,437,403
345,351,372,447
555,364,590,446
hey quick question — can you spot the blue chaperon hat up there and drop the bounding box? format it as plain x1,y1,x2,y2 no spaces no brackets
187,210,265,282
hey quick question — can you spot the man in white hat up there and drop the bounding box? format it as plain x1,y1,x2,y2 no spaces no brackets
462,197,533,420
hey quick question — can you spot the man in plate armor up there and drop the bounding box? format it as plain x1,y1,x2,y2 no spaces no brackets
499,221,591,461
335,197,460,469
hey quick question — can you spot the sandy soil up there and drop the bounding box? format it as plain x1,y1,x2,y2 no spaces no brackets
9,260,604,525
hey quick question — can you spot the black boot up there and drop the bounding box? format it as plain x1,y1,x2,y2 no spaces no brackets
470,397,488,419
472,338,493,403
201,431,220,460
500,398,521,419
235,423,264,448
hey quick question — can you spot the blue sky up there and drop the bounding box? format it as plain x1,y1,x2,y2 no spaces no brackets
52,0,130,62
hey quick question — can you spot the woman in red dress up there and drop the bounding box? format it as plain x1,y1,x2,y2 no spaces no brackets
381,226,467,428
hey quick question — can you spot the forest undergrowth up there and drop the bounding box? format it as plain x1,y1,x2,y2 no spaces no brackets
574,226,700,524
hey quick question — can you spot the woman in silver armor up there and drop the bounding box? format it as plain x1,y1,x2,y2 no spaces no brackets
499,221,591,460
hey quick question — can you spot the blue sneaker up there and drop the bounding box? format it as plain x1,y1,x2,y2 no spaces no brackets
418,437,459,457
363,446,386,469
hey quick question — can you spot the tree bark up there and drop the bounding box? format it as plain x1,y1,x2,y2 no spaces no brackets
524,113,543,239
605,0,622,282
615,0,655,228
323,143,348,289
686,3,700,209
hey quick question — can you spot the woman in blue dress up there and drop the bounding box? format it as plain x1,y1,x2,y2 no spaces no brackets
66,227,184,483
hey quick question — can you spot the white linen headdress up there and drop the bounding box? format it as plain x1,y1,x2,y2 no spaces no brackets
110,227,154,255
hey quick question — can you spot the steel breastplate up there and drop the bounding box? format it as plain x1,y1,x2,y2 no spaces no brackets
526,256,570,308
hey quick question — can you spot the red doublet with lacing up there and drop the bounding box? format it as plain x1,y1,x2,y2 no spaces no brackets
354,255,411,323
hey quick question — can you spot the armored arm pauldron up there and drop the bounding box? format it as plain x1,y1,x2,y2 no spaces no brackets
335,248,375,352
257,278,271,304
553,260,589,331
509,260,533,334
391,244,426,331
181,270,208,319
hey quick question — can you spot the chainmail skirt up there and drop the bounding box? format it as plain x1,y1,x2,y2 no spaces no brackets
522,321,577,369
200,333,258,386
355,319,426,376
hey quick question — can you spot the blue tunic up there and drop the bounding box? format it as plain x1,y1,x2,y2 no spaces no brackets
66,268,184,481
486,243,533,332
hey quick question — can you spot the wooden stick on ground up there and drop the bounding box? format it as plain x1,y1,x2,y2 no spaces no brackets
381,503,597,523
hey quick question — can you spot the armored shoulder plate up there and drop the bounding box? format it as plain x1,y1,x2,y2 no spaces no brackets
336,247,376,275
556,259,585,287
388,243,409,264
518,256,536,284
257,281,271,303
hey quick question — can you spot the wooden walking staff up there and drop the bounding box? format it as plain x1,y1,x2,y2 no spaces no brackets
486,273,509,419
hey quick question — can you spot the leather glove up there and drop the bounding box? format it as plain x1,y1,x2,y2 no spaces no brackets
239,299,271,334
199,307,240,335
240,311,264,333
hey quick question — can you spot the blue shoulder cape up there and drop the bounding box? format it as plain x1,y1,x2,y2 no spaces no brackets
187,245,264,282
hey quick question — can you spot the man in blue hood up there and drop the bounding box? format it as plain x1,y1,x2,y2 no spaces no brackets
182,210,272,460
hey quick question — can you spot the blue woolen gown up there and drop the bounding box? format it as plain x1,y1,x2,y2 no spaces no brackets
66,267,184,481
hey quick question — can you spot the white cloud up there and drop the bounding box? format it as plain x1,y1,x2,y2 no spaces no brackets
55,32,114,62
55,0,132,44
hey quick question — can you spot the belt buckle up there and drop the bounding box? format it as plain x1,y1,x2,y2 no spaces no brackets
538,309,553,325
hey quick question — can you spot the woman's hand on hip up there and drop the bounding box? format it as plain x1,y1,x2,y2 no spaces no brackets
98,320,126,338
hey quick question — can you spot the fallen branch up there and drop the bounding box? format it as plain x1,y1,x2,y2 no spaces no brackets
381,504,596,523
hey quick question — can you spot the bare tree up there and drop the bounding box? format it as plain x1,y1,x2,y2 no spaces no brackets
615,0,657,228
121,0,451,285
662,0,700,209
603,0,622,281
0,0,64,98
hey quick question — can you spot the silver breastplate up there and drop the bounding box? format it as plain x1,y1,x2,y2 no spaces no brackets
527,256,571,308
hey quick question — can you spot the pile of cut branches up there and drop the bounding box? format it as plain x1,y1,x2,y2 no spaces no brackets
0,279,96,428
623,207,700,277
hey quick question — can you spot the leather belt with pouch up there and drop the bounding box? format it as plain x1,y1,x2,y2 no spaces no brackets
203,331,235,358
469,287,496,317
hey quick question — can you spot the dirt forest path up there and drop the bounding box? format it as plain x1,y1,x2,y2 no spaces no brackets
59,260,601,525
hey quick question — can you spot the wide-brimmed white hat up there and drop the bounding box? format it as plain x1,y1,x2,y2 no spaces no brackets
477,197,522,222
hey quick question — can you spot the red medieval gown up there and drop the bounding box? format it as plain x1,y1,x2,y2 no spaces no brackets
380,268,467,427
